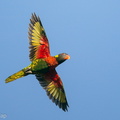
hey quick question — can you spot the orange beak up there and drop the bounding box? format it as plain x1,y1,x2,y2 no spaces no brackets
65,55,70,60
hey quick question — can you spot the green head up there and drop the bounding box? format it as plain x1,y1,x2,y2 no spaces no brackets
54,53,70,64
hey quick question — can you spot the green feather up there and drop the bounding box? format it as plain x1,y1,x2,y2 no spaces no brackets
31,59,49,73
5,69,26,83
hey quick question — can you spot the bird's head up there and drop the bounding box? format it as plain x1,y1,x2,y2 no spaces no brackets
54,53,70,64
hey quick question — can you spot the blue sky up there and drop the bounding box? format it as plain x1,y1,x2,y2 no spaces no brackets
1,0,120,119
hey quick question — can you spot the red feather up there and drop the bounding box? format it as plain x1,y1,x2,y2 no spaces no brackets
36,36,50,59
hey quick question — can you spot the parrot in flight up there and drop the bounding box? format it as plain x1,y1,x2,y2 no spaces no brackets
5,13,70,111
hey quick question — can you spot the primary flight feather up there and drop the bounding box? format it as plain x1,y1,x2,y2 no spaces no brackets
5,13,70,111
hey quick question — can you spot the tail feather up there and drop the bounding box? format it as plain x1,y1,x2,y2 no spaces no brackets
5,69,27,83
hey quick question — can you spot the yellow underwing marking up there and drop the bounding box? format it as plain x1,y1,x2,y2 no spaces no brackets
46,81,66,103
52,88,58,98
50,88,56,94
55,90,59,99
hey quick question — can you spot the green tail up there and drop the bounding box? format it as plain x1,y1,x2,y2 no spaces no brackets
5,67,31,83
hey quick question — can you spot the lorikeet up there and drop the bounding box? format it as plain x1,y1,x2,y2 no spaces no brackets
5,13,70,111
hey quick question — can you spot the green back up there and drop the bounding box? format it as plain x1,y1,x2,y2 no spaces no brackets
31,59,49,73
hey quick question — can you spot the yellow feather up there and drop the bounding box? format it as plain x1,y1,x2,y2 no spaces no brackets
55,55,59,58
49,87,56,95
55,89,59,99
32,32,41,38
32,36,41,40
47,86,54,92
5,70,25,83
52,88,58,98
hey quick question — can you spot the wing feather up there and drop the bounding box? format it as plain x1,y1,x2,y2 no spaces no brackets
35,70,69,111
28,13,50,61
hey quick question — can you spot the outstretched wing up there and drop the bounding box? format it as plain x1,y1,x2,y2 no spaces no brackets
28,13,50,61
35,69,69,111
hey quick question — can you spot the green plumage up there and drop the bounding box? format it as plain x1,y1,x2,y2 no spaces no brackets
5,69,26,83
31,59,49,73
5,59,49,83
